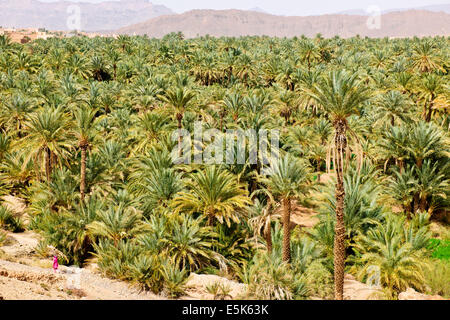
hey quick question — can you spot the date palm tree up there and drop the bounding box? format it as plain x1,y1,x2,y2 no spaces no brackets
73,106,98,201
305,69,370,300
20,106,73,183
374,91,412,127
259,155,310,262
173,166,251,227
88,204,146,246
248,192,279,254
159,86,195,154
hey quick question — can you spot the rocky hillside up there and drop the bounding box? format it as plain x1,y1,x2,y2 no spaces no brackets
117,9,450,38
0,0,173,31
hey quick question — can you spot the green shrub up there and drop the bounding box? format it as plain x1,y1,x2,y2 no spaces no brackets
0,206,24,232
128,254,164,293
304,260,334,299
245,252,308,300
206,281,232,300
160,260,188,298
425,260,450,298
94,239,142,279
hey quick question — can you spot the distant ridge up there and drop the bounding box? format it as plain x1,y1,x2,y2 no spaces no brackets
0,0,174,31
339,3,450,15
249,7,268,14
116,9,450,38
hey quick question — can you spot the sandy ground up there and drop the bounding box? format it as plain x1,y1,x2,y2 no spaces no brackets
0,259,162,300
0,231,160,300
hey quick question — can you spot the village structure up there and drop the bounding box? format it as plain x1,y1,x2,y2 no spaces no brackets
0,27,107,43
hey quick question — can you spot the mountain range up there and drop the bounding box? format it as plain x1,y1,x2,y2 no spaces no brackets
1,0,449,38
117,9,450,38
339,4,450,15
0,0,173,31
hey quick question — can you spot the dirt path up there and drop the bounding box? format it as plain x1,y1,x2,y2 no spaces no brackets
0,259,161,300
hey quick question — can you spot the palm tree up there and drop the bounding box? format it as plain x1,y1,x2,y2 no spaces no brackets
0,34,12,50
354,217,428,299
159,86,195,154
20,106,73,183
418,74,443,122
88,204,145,246
378,125,410,173
173,166,251,227
1,94,33,137
387,166,417,215
299,39,321,71
248,192,279,254
221,92,243,122
165,215,218,271
305,70,370,300
63,195,102,264
73,106,97,201
275,89,298,125
259,155,310,262
411,41,444,73
414,160,449,213
374,91,412,127
406,121,445,169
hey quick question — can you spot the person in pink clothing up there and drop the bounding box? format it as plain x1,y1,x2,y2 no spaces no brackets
52,255,59,273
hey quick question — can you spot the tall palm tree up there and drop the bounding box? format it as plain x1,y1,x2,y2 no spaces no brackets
248,193,279,254
159,86,195,154
259,155,310,262
418,74,443,123
305,70,370,300
73,106,97,201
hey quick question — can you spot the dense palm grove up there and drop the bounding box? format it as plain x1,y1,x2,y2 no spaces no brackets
0,32,449,300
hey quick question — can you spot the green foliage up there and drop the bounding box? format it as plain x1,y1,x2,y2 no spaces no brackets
245,252,307,300
206,281,232,300
428,239,450,261
352,215,430,298
304,260,334,299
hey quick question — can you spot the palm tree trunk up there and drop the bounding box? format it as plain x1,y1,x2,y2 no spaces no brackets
333,119,347,300
177,113,183,157
419,195,427,212
317,160,321,183
80,146,87,202
282,197,291,262
426,100,434,123
264,223,272,254
45,147,52,183
399,159,404,173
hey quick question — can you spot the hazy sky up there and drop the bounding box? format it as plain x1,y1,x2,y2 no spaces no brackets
39,0,449,16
